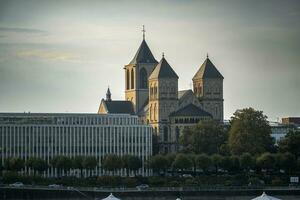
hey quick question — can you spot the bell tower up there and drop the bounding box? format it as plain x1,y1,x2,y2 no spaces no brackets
124,26,158,114
192,54,224,121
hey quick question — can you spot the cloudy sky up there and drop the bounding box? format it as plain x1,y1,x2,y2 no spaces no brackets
0,0,299,121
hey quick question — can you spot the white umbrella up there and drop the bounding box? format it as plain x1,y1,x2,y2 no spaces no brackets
251,192,281,200
102,193,121,200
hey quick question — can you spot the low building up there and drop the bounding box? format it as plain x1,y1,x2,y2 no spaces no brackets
0,113,152,177
269,121,291,144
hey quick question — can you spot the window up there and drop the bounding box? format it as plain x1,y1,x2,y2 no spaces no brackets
131,69,134,89
163,126,168,142
126,69,130,90
140,68,147,89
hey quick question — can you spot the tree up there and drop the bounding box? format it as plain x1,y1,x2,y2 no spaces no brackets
172,154,192,172
256,153,275,172
26,157,48,175
179,127,194,153
51,156,72,177
275,153,296,174
278,131,300,159
220,156,232,172
122,155,142,176
228,107,274,155
148,155,168,175
195,154,211,173
180,120,227,155
72,156,84,177
102,154,122,175
211,154,223,173
8,157,25,172
83,156,98,172
240,153,255,172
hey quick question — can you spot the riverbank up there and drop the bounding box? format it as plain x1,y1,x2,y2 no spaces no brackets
1,186,300,200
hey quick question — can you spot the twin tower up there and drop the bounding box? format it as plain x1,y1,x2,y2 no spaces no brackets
104,30,225,153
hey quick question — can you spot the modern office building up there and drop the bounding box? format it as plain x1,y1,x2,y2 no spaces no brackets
0,113,152,177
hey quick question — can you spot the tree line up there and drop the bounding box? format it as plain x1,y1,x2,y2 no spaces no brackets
179,107,300,159
148,152,299,176
0,154,142,177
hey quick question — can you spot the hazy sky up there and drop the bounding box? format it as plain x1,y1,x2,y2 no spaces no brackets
0,0,299,121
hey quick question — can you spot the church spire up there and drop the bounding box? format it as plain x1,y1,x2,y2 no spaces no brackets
142,25,145,40
106,87,111,101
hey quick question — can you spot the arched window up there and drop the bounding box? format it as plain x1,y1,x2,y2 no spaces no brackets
131,69,134,89
140,68,147,89
163,126,168,142
154,103,157,121
150,104,152,121
126,69,130,90
175,126,180,142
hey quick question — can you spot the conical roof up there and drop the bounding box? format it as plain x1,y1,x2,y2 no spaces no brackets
193,57,223,80
149,56,178,79
129,39,158,65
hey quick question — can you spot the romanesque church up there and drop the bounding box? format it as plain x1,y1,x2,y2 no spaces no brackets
98,32,224,154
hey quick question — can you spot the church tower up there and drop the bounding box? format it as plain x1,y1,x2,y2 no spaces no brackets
148,54,179,153
124,26,158,114
192,55,224,121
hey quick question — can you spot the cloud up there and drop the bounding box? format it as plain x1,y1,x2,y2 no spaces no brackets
0,27,48,35
16,49,80,62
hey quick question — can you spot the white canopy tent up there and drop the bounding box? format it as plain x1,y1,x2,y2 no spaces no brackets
102,193,121,200
251,192,281,200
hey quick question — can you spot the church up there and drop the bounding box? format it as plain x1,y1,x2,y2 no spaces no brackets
98,30,224,154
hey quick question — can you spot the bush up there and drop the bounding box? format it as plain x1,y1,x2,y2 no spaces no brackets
148,176,165,187
271,177,284,186
122,177,137,187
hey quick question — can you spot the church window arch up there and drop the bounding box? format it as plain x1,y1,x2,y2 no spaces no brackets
154,103,157,121
150,104,153,121
140,68,147,89
175,126,180,142
126,69,130,90
163,126,168,142
131,68,134,89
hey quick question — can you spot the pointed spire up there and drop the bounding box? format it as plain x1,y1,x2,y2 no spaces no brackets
106,87,111,101
206,53,209,59
162,52,165,58
142,25,145,40
149,56,178,79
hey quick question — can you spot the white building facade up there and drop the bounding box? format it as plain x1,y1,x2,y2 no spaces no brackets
0,113,152,177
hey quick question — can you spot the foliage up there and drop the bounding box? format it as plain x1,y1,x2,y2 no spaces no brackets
278,131,300,159
102,154,122,175
211,154,223,173
180,119,227,155
122,155,142,176
228,107,274,155
172,154,192,171
7,157,25,172
239,153,255,172
148,155,168,174
83,156,98,170
195,154,211,172
256,153,275,171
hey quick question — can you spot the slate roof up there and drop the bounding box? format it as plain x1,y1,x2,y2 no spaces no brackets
103,100,135,115
193,58,223,80
170,104,212,117
149,57,179,79
129,39,158,65
178,90,194,105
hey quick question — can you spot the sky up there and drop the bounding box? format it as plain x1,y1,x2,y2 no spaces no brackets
0,0,299,121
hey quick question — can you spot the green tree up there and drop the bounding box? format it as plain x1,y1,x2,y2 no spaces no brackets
148,155,168,175
72,156,84,177
228,107,274,155
122,155,142,176
50,156,72,176
240,153,255,172
211,154,223,173
179,127,194,153
256,152,275,172
220,156,232,172
102,154,122,175
172,154,192,172
8,157,25,172
83,156,98,171
180,120,227,155
195,154,211,173
278,131,300,159
275,153,296,174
